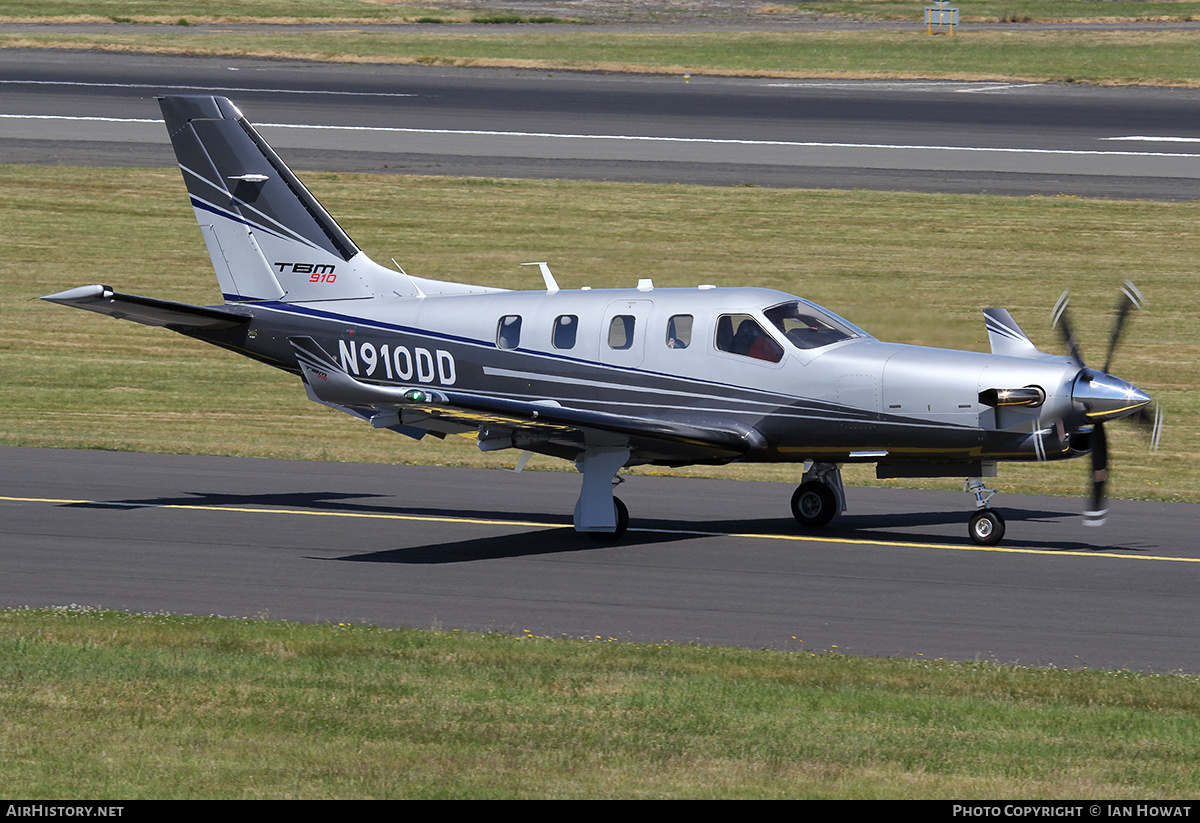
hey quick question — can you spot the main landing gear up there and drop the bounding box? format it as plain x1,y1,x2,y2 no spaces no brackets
574,454,1008,547
790,462,846,528
573,445,631,541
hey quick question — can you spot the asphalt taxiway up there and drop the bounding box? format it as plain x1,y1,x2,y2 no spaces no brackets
4,446,1198,672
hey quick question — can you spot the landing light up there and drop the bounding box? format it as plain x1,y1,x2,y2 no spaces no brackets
979,386,1045,408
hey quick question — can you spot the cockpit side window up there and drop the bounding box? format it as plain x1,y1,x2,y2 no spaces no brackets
764,301,858,350
714,314,783,363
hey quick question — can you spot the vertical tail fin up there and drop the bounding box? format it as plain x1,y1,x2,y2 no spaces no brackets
159,94,417,303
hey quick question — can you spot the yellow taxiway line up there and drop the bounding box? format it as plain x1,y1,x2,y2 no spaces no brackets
3,494,1194,564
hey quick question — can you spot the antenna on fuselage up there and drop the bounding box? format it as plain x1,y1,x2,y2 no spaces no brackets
391,258,425,298
521,262,559,295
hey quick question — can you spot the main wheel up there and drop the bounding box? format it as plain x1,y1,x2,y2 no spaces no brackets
791,481,837,528
587,496,629,542
968,508,1006,546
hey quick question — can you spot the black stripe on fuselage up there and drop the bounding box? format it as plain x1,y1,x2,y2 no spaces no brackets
226,301,998,462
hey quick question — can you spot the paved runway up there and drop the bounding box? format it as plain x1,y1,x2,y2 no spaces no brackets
4,447,1198,672
2,50,1200,198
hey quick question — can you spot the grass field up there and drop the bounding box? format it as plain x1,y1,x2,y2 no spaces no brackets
5,1,1200,86
5,0,1200,24
3,165,1196,504
5,28,1200,86
3,606,1200,799
769,0,1200,22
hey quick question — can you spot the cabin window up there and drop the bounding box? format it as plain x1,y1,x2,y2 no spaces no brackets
608,315,635,350
714,314,783,363
666,314,693,349
553,315,578,349
496,315,522,349
764,301,858,350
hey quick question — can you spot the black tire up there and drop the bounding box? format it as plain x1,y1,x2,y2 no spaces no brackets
968,508,1006,546
791,481,837,528
588,497,629,542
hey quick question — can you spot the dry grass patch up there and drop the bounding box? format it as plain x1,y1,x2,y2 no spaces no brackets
4,166,1196,502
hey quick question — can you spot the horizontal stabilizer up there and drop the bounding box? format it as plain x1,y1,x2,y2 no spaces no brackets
40,285,248,329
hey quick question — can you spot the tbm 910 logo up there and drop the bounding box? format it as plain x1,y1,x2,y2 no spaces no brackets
275,262,337,282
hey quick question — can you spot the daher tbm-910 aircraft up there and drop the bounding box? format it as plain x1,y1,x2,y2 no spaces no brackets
43,95,1163,546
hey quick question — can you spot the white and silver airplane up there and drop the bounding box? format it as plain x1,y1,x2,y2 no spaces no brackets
42,95,1162,545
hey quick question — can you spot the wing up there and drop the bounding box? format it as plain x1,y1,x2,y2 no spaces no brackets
289,336,768,464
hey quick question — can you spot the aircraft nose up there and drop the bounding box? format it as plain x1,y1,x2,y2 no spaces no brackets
1071,370,1151,422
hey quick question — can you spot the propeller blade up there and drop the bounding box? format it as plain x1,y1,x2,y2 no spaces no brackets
1051,289,1087,367
1101,280,1144,374
1084,422,1109,527
1129,402,1164,452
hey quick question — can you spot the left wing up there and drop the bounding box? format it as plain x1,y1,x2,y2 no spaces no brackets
289,337,768,463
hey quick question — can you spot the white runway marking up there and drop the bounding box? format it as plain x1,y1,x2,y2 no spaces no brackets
1103,136,1200,143
6,113,1200,160
0,79,417,97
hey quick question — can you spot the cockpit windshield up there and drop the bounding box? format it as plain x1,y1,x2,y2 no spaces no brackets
763,300,864,350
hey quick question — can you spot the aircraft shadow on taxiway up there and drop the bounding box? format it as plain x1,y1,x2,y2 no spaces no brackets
343,507,1128,565
64,491,1125,561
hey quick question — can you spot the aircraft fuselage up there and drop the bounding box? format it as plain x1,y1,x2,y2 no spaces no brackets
190,283,1083,473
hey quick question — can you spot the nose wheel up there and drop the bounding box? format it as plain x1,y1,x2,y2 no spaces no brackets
967,508,1006,546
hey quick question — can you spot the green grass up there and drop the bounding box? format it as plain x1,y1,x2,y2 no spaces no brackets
770,0,1200,22
6,0,1200,24
3,165,1196,503
1,28,1198,86
5,18,1200,86
3,606,1200,799
0,0,460,23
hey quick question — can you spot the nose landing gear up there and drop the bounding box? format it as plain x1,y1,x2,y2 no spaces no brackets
964,477,1006,546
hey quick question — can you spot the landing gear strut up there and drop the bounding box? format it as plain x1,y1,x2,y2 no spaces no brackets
573,445,631,540
964,477,1005,546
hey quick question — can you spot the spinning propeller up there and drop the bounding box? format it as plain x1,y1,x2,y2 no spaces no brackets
1051,281,1163,526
